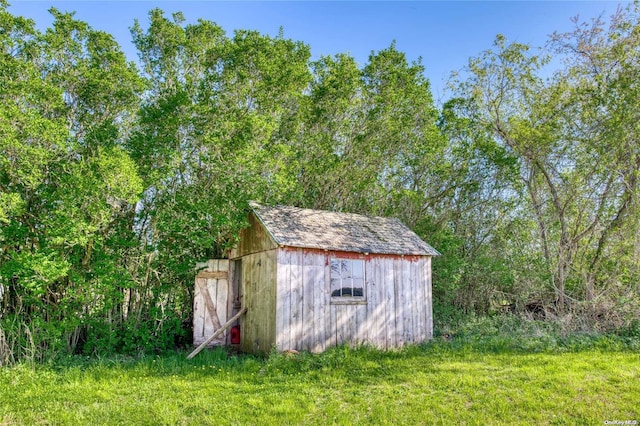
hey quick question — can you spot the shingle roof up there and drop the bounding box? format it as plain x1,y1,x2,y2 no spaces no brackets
250,202,439,256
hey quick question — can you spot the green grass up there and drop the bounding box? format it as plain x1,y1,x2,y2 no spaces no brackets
1,343,638,425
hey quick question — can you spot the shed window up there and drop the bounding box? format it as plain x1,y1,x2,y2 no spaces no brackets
330,258,365,300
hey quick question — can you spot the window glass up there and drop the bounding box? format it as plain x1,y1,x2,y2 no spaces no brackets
352,260,363,278
330,258,365,299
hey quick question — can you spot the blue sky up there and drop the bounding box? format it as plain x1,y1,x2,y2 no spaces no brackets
7,1,628,101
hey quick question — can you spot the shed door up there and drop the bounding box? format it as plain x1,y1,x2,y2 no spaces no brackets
193,259,230,347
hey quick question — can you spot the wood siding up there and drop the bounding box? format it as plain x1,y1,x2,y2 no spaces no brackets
239,249,278,354
229,212,278,259
275,248,433,352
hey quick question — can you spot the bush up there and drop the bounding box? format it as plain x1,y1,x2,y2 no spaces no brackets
81,314,189,357
436,313,640,353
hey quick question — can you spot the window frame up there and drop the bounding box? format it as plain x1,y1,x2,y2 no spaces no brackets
329,256,367,305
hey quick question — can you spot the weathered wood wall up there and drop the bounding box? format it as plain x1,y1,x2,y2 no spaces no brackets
228,212,277,259
239,249,278,354
275,248,433,352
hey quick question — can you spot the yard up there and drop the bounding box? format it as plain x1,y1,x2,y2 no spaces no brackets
1,342,638,425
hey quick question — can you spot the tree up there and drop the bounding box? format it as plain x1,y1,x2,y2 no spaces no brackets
1,4,145,359
125,9,313,353
456,5,640,327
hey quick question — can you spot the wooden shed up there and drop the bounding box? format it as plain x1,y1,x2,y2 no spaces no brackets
193,202,439,354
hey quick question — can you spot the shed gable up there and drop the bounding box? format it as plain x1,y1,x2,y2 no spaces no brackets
229,211,278,259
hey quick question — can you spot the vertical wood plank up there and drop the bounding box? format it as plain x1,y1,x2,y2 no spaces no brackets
400,258,411,345
255,253,265,351
406,259,415,344
227,261,235,345
249,254,258,352
336,305,347,346
377,257,387,349
218,259,229,272
290,249,303,350
240,259,249,352
384,257,396,349
393,258,404,348
267,250,278,350
247,250,275,354
312,253,326,352
355,298,367,346
193,277,205,344
205,278,216,341
261,253,267,351
368,257,384,348
411,259,418,342
283,249,293,350
302,251,315,351
405,258,414,346
411,259,421,344
257,253,265,351
415,258,426,343
329,303,337,349
326,254,336,348
335,305,343,346
216,278,228,341
363,258,375,347
249,254,260,352
347,305,357,347
260,251,268,350
276,250,291,351
376,256,387,349
356,258,371,346
367,257,377,348
365,258,376,348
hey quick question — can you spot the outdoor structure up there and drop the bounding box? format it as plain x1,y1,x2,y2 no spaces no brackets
193,202,439,355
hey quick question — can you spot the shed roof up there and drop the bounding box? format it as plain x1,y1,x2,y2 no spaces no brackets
250,202,440,256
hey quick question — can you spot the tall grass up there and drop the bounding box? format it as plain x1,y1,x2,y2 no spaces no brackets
0,319,39,367
437,314,640,353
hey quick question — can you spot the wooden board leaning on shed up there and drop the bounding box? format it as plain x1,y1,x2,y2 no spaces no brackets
187,307,247,359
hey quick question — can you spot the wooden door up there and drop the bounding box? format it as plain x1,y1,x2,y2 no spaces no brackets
193,259,230,347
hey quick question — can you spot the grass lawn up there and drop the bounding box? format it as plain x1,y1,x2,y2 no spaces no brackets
1,344,638,425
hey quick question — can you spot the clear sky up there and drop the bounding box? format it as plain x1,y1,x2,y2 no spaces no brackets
7,1,628,102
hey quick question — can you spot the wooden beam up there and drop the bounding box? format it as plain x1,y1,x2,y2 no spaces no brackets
187,307,247,360
197,271,228,279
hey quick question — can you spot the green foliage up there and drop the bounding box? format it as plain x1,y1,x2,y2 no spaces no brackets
620,319,640,340
0,4,146,362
